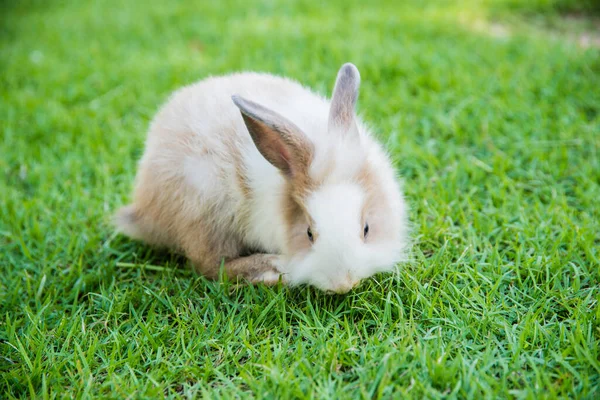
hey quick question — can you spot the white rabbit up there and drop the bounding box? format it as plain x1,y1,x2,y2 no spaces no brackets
115,63,409,293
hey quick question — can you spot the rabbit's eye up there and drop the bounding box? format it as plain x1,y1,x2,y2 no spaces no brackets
307,227,314,243
363,222,369,239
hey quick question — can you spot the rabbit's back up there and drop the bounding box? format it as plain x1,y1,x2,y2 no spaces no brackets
125,72,329,253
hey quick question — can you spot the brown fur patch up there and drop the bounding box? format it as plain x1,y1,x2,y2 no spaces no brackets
282,186,313,255
355,162,391,243
282,161,319,256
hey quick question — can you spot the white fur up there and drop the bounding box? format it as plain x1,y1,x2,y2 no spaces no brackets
126,67,409,292
285,183,366,291
184,155,219,199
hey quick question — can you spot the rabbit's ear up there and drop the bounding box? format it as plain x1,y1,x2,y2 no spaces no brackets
328,63,360,134
232,96,314,178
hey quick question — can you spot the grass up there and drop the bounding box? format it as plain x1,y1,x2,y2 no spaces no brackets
1,0,599,398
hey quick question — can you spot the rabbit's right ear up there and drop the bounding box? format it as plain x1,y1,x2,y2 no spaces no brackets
328,63,360,135
232,96,314,178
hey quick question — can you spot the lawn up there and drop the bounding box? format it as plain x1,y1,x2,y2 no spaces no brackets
1,0,599,398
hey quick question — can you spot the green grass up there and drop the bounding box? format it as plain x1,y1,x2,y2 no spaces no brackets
1,0,599,398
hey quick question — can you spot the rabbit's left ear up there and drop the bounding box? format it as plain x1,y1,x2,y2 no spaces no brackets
328,63,360,134
232,95,314,179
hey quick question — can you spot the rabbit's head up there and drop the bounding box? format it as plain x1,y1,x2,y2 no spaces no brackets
233,63,409,293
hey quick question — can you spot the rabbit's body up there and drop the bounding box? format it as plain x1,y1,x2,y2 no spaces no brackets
117,64,409,293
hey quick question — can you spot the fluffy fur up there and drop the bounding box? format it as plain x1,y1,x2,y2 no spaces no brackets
115,63,409,293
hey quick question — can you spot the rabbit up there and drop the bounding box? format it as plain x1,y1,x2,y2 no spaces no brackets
115,63,409,293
